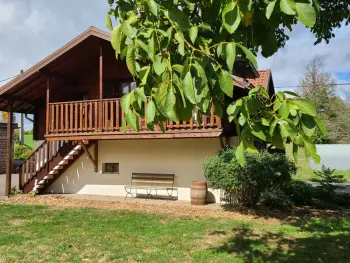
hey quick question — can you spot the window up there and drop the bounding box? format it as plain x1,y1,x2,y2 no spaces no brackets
120,82,136,94
102,163,119,174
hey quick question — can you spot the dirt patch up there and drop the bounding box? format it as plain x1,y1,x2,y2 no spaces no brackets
8,219,29,226
1,195,347,223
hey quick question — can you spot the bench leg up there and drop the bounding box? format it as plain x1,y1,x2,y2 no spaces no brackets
166,188,174,201
125,188,134,200
146,189,153,199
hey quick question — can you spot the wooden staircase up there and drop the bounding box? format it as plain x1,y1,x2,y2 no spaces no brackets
20,140,93,194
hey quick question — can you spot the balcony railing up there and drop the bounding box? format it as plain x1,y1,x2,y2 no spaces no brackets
47,98,221,136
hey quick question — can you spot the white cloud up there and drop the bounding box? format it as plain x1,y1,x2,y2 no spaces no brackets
258,23,350,90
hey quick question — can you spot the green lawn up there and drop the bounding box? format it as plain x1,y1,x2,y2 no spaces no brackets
0,204,349,263
24,134,35,149
285,144,350,182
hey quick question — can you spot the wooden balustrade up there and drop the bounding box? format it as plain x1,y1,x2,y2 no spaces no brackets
47,98,221,135
20,140,66,188
48,100,99,134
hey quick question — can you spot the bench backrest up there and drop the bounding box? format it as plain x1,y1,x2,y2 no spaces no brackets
131,173,175,188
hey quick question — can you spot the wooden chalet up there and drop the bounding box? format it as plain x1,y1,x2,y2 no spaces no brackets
0,27,275,201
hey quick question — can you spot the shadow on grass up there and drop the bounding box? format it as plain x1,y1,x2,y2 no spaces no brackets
209,217,350,262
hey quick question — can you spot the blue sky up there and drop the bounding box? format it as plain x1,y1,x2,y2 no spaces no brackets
0,0,350,130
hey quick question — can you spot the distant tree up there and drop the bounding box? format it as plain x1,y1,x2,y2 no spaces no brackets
298,56,350,144
298,56,335,110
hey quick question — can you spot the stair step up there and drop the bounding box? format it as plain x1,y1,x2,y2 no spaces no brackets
44,175,54,180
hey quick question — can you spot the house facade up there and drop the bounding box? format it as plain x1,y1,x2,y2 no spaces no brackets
0,27,275,202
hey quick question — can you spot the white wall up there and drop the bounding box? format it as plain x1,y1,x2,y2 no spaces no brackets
46,137,237,203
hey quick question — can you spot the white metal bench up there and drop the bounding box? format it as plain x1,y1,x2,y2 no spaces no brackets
124,173,176,199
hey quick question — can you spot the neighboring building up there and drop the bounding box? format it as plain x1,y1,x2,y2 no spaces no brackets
0,27,275,202
0,122,18,174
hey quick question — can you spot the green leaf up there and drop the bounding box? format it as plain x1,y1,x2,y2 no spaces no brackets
136,39,149,53
106,16,113,31
175,32,185,56
301,114,316,137
236,141,246,166
266,0,277,19
238,114,246,126
227,99,242,118
292,99,317,116
167,8,190,31
125,111,139,131
280,122,296,140
121,118,127,134
280,0,296,15
251,123,267,141
226,42,236,72
146,100,156,123
189,26,198,44
295,2,317,27
120,93,131,113
278,101,290,119
272,133,284,149
237,44,257,68
222,2,241,34
153,55,166,75
126,44,137,76
135,87,146,102
110,25,124,56
172,64,184,74
139,66,150,84
217,43,223,57
304,140,320,164
147,0,158,16
121,20,136,39
183,71,196,104
218,70,234,97
314,117,327,136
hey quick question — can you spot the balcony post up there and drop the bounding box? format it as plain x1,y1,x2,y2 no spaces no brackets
99,45,103,131
5,99,13,196
46,77,51,135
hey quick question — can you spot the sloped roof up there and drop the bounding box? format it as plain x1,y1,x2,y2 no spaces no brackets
247,70,271,89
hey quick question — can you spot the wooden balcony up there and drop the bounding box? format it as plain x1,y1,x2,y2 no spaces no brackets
46,98,222,141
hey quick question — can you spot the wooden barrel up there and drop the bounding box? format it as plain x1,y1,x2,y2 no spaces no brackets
190,181,207,205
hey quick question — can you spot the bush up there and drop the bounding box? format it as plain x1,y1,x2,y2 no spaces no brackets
261,187,293,210
203,147,297,207
14,144,33,160
284,181,315,205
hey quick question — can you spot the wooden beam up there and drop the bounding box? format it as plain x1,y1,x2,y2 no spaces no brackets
46,131,223,141
99,45,103,132
79,141,97,170
94,141,98,172
46,77,50,135
5,99,13,196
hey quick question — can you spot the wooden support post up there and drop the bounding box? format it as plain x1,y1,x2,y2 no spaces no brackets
79,141,97,171
46,142,50,173
94,141,98,173
5,99,13,196
46,77,50,135
99,45,103,132
219,136,224,149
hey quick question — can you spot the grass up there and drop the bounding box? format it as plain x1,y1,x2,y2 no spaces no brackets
24,134,35,149
285,144,350,182
1,204,350,263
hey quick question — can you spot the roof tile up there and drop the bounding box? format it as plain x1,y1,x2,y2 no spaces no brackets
247,70,270,89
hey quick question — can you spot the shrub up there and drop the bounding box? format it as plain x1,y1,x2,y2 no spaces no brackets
203,147,297,207
312,166,346,201
284,181,315,205
14,144,33,160
261,187,293,210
